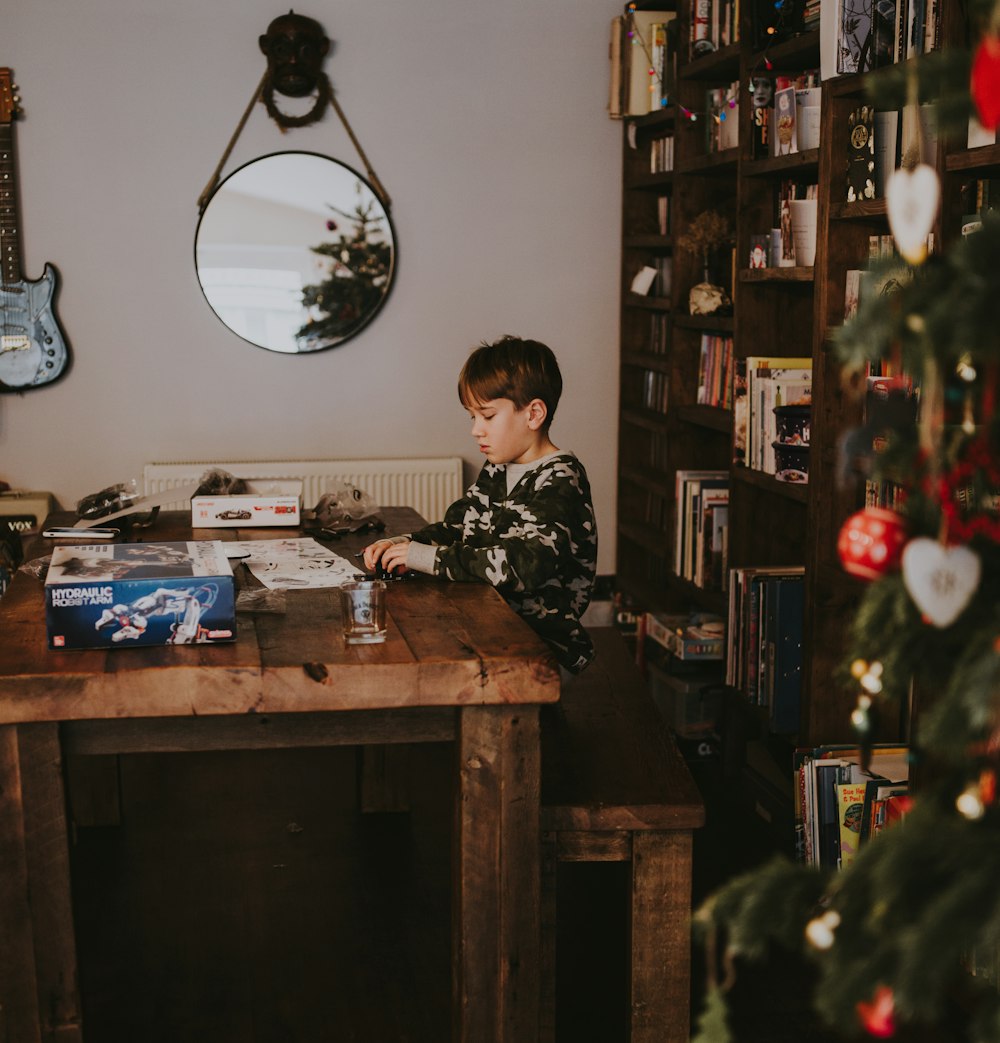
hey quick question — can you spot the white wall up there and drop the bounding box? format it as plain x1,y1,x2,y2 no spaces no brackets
4,0,621,572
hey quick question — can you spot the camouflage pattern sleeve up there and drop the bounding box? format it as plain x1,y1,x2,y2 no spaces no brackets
409,454,598,673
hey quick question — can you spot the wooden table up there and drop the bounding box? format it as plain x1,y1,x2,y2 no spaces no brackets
0,508,559,1043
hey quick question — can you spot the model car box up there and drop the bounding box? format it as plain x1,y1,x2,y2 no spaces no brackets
191,480,302,528
644,610,725,661
44,541,236,650
0,490,55,537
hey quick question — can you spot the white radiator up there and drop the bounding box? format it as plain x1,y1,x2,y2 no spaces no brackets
142,457,464,523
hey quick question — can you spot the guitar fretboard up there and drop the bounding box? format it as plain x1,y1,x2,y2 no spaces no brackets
0,124,21,286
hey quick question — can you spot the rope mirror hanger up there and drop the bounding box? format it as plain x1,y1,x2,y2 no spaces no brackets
197,9,391,214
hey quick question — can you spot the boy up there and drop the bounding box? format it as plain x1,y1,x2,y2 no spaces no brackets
363,335,598,674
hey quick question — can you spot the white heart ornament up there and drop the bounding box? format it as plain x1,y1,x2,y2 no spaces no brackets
901,538,981,628
886,165,940,265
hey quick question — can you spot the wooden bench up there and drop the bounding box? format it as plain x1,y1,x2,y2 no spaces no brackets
541,626,706,1043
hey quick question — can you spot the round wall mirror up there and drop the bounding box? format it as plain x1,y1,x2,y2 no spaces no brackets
195,151,396,353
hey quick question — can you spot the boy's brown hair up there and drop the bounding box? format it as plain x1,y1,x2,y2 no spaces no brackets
458,336,563,432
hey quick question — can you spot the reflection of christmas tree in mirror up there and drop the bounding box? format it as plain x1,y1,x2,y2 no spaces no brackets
296,182,392,349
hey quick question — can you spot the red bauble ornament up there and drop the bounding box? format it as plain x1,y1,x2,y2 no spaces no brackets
972,36,1000,131
837,508,908,581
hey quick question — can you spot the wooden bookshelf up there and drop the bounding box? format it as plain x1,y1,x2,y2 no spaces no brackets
616,1,994,832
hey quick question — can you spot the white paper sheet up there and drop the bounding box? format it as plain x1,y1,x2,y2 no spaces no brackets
227,538,360,590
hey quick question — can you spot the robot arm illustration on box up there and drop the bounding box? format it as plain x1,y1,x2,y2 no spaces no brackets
95,584,219,644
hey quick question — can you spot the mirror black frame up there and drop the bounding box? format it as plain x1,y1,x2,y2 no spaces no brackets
195,151,396,354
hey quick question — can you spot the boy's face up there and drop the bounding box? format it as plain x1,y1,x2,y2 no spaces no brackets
466,397,546,466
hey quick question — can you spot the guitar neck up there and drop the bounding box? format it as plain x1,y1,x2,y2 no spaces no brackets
0,122,22,286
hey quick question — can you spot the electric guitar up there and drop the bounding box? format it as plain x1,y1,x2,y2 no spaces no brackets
0,68,69,391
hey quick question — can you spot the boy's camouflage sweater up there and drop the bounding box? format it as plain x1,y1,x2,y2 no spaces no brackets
409,452,597,673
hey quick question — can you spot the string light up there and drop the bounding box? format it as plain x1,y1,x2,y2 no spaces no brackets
626,4,670,110
624,5,738,121
746,0,792,95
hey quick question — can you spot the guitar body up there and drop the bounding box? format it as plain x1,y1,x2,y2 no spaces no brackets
0,69,71,392
0,262,70,391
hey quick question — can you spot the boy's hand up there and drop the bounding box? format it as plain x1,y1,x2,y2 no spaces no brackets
362,538,411,575
379,540,411,575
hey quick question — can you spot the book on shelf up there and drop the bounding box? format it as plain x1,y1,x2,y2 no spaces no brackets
795,86,822,152
691,0,712,56
844,270,861,321
696,333,734,409
902,0,940,58
776,180,815,267
837,0,873,74
793,743,910,868
868,233,895,259
773,85,797,157
872,0,896,65
960,177,1000,225
731,358,748,467
873,109,899,198
650,135,675,173
649,20,670,111
819,0,839,80
674,470,728,587
649,313,670,355
696,486,730,589
859,778,910,843
641,368,670,414
821,0,938,78
836,781,869,869
689,0,740,58
751,77,771,159
846,104,876,203
744,356,812,475
763,573,804,733
725,566,804,722
899,101,938,165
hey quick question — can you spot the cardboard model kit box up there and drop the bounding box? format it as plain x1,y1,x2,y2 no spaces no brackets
645,610,725,661
45,541,236,649
191,480,302,528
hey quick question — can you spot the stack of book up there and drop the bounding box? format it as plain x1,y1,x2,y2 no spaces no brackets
696,333,733,409
726,566,804,733
674,470,729,590
732,356,812,479
690,0,740,57
794,743,910,869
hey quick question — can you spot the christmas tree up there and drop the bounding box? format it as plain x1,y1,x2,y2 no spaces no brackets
693,4,1000,1041
295,184,393,349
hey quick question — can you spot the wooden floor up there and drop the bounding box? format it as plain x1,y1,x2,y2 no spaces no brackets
67,740,931,1042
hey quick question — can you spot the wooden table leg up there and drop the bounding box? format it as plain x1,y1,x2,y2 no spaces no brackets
0,723,82,1043
629,830,693,1043
453,705,541,1043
